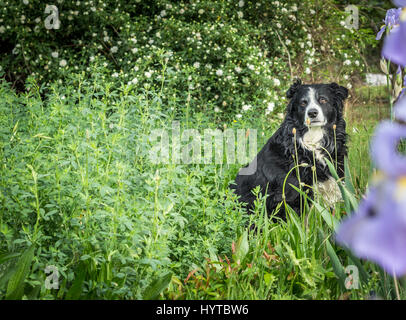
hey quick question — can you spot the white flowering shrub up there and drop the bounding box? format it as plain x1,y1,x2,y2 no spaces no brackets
0,0,374,119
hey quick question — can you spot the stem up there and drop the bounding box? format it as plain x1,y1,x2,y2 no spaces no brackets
393,271,401,300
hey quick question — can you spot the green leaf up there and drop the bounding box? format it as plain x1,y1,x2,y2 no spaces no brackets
5,245,35,300
325,238,346,291
234,230,249,263
344,158,356,195
142,272,172,300
312,201,339,231
0,252,21,265
66,264,87,300
325,158,358,213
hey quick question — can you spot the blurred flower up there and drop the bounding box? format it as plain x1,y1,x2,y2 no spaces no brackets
394,96,406,122
59,59,67,67
336,180,406,276
242,104,252,111
371,121,406,178
376,8,402,40
394,0,406,7
382,19,406,66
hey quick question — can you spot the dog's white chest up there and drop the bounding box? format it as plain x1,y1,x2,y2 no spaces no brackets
301,127,325,162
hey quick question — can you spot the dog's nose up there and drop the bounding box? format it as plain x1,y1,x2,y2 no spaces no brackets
307,108,319,119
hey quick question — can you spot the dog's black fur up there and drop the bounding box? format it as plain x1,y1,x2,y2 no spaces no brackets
230,79,348,219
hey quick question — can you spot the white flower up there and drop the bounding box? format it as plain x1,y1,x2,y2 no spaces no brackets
273,78,281,86
145,71,152,78
131,77,138,84
292,5,298,11
131,48,138,54
305,67,311,74
51,51,58,58
347,83,352,89
193,62,200,68
198,9,204,14
59,59,67,67
235,66,242,73
355,60,360,66
276,22,282,29
344,60,351,66
310,9,316,14
285,39,291,45
214,107,220,113
237,11,243,18
236,114,242,119
242,104,252,111
238,0,245,7
103,36,110,42
160,10,167,17
111,46,118,53
23,0,29,4
112,72,119,78
247,64,254,70
267,102,275,112
216,69,223,76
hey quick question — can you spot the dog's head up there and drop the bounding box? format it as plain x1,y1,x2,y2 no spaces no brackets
285,79,348,128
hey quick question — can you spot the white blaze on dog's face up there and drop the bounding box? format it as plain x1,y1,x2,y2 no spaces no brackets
303,87,327,127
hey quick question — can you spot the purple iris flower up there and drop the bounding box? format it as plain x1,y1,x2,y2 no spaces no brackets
336,180,406,276
370,121,406,178
382,20,406,66
376,8,402,40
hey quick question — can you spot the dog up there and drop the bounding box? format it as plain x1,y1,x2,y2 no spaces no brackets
230,79,348,219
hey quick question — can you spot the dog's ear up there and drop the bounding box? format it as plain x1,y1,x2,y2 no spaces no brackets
286,79,302,99
329,83,349,101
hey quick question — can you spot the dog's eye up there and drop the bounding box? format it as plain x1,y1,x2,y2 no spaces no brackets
319,98,327,104
300,101,307,107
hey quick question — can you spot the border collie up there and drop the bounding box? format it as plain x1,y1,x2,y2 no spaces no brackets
230,79,348,219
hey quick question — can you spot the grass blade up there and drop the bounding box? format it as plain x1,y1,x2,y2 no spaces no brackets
5,245,35,300
143,272,172,300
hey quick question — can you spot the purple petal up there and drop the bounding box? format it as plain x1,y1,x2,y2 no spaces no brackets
376,26,386,40
382,22,406,66
371,121,406,177
385,8,402,26
394,96,406,122
336,182,406,276
394,0,406,7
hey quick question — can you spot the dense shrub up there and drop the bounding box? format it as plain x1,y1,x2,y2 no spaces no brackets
1,0,373,120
